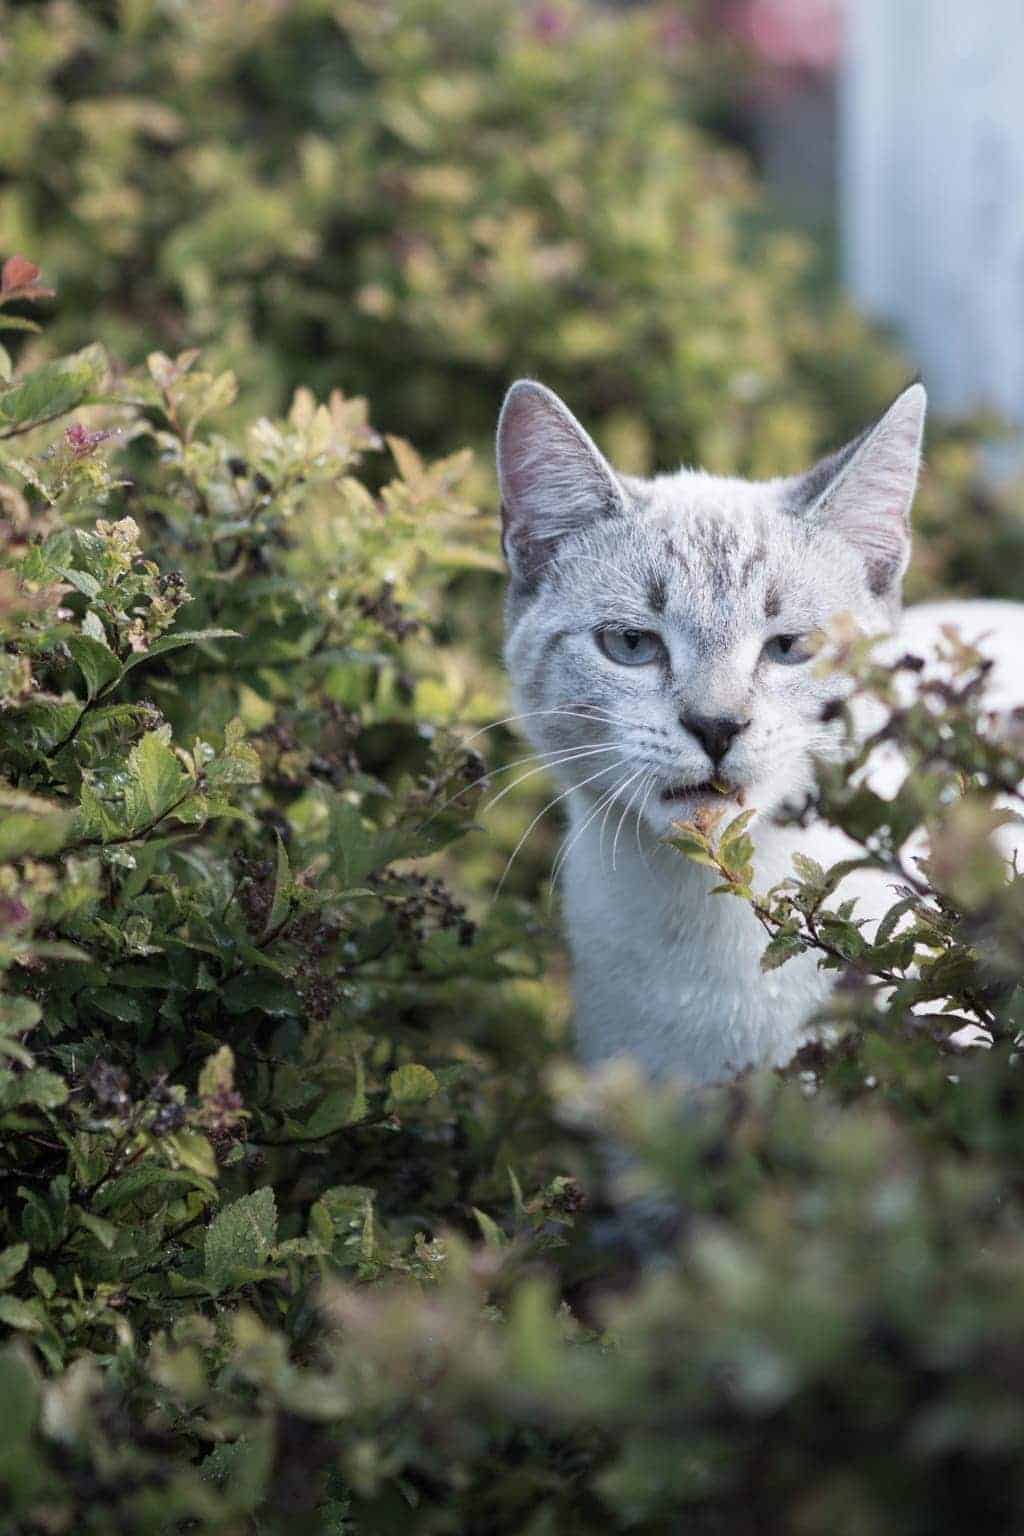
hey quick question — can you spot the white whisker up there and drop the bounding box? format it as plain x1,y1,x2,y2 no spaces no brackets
459,706,631,746
612,767,651,872
493,756,628,900
635,774,657,871
482,743,619,815
550,763,638,892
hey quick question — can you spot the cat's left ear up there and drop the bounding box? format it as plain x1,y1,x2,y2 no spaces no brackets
794,382,927,599
496,380,626,585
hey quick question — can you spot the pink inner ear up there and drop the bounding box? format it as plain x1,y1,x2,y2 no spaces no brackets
497,383,622,563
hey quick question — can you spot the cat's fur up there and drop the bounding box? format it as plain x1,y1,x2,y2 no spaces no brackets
497,380,1024,1086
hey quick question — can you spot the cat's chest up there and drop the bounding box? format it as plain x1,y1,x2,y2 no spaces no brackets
562,831,833,1083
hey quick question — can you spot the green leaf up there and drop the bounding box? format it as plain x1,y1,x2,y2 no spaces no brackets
221,975,299,1017
387,1063,439,1107
719,808,757,856
0,344,106,429
76,1210,119,1250
0,1347,39,1440
66,634,121,700
198,1045,235,1099
119,629,241,678
0,795,71,859
0,1295,43,1333
165,1130,218,1180
473,1207,507,1249
264,834,292,938
127,730,187,824
0,1243,29,1289
204,1188,277,1291
760,930,806,973
58,567,101,600
84,989,144,1024
93,1163,215,1213
0,1069,68,1110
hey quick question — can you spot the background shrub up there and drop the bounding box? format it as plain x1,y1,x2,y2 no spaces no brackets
0,0,906,471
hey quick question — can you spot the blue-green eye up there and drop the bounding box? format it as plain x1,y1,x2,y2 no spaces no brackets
598,629,663,666
764,633,811,664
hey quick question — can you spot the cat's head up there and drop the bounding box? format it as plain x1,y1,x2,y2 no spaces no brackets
497,379,926,837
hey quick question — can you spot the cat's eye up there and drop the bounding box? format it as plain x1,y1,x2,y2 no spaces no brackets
597,628,663,666
764,633,810,665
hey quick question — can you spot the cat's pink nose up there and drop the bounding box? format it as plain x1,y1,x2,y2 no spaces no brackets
680,714,751,765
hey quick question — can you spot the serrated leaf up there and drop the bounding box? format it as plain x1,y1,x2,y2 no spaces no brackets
66,635,121,700
719,808,757,855
58,567,101,600
127,730,187,823
760,931,805,973
791,852,827,888
205,1188,277,1291
0,344,106,428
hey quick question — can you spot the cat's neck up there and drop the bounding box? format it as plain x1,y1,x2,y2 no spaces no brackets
560,793,836,1085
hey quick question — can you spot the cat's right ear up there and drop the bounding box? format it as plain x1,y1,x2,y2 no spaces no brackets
496,380,625,585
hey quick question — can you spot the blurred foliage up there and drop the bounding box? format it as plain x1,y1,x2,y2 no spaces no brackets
1,0,909,477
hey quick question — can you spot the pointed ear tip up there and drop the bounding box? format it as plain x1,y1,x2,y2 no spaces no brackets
502,378,548,406
900,380,928,414
499,378,543,427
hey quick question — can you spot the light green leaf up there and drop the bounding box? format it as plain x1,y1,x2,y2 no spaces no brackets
0,1069,68,1110
473,1208,507,1249
165,1130,218,1180
387,1063,439,1107
198,1045,235,1100
0,344,107,428
127,730,187,823
0,1295,43,1332
76,1211,119,1250
66,632,121,700
204,1188,277,1291
120,629,240,678
265,834,291,937
0,1243,29,1289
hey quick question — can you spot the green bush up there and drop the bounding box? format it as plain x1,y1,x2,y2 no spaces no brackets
5,273,1024,1535
0,0,906,476
0,275,567,1532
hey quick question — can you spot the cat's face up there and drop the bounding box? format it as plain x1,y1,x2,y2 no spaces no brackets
498,381,926,838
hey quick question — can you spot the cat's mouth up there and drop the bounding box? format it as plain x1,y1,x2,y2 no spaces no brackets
661,780,746,806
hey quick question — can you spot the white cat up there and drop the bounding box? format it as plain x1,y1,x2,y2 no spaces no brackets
497,379,1024,1086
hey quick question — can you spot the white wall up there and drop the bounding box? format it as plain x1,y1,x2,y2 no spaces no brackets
842,0,1024,422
